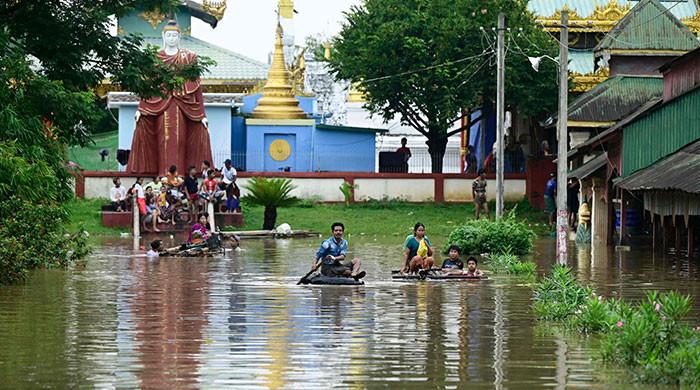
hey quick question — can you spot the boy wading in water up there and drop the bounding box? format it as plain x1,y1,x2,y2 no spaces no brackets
441,245,464,271
312,222,364,280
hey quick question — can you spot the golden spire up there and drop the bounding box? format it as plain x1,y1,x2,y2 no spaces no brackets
278,0,294,19
252,24,307,120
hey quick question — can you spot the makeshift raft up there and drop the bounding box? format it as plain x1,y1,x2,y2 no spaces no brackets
158,233,238,257
300,273,365,286
391,270,488,281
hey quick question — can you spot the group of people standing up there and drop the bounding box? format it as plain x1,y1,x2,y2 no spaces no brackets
110,159,241,232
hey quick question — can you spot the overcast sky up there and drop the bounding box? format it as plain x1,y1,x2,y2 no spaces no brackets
191,0,362,63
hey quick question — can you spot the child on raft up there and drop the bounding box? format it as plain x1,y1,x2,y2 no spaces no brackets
441,245,464,271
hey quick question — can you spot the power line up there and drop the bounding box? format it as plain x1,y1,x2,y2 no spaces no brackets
362,49,495,84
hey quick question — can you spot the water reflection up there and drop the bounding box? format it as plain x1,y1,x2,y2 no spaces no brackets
0,237,697,389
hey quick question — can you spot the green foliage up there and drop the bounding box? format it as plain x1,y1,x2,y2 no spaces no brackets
0,1,210,99
486,252,536,275
339,181,358,206
532,265,591,321
599,291,699,387
329,0,558,172
0,198,90,285
445,212,535,255
243,178,299,208
532,266,700,387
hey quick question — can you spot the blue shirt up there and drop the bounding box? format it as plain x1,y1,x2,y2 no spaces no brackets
545,179,557,197
316,237,348,264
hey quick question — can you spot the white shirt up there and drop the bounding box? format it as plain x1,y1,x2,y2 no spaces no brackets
134,183,145,199
110,186,126,202
146,249,159,257
221,166,237,184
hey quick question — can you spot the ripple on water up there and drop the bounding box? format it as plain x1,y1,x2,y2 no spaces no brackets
0,237,695,389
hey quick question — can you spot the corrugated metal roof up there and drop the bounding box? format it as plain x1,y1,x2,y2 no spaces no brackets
574,98,662,152
595,0,700,52
528,0,699,22
617,139,700,192
569,152,608,179
565,75,662,122
569,50,595,74
142,36,269,81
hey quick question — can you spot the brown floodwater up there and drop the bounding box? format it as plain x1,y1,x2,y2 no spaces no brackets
1,236,699,389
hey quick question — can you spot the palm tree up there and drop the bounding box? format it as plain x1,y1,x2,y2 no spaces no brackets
243,177,298,230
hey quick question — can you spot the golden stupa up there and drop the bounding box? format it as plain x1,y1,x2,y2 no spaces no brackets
252,24,307,120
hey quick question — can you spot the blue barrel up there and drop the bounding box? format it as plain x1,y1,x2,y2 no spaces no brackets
616,208,642,235
615,209,642,228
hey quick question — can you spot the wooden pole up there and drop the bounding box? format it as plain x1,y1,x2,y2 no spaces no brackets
556,9,569,265
207,201,216,232
652,213,657,252
688,217,694,261
496,12,505,218
675,217,681,256
132,195,140,250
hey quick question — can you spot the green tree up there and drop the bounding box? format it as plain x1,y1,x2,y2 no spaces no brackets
329,0,558,172
243,178,299,230
0,1,212,283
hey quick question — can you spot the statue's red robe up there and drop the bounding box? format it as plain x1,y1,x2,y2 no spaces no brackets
127,49,213,175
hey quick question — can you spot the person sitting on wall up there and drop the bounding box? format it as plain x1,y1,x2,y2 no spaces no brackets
199,170,225,212
183,166,200,219
110,177,127,212
143,186,161,232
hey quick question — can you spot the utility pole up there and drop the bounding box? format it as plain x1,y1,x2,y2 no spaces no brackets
496,12,505,218
556,9,569,265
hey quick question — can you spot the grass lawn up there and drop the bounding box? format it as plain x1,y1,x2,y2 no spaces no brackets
67,131,118,171
68,198,549,247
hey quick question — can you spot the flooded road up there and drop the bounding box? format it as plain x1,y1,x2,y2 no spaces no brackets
1,237,699,389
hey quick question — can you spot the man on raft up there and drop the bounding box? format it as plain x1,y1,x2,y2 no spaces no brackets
312,222,365,280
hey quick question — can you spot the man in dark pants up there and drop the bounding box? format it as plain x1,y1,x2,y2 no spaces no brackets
312,222,364,280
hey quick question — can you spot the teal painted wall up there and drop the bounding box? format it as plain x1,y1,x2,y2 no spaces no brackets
622,87,700,176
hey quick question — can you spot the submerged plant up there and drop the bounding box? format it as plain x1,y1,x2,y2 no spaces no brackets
486,252,536,275
533,266,700,387
532,265,591,321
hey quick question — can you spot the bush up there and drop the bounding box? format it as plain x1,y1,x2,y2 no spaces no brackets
445,212,535,256
486,252,536,275
532,265,591,321
0,197,90,284
533,266,700,387
599,291,700,386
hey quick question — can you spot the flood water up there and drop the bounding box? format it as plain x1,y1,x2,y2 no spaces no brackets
1,236,700,389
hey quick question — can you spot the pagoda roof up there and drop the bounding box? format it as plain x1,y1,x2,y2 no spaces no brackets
530,0,700,33
595,0,700,54
142,36,268,82
544,75,663,126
